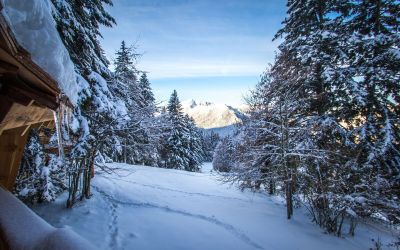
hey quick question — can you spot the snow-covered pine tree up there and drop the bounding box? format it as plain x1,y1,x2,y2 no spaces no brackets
201,131,220,162
335,0,400,225
111,41,139,105
50,0,130,207
272,0,353,229
159,90,203,171
14,129,66,203
228,0,399,234
212,135,235,173
163,90,189,169
139,72,156,111
51,0,115,76
109,41,160,166
114,41,139,80
184,115,203,172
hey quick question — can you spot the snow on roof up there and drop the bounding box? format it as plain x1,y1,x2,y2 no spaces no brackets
0,187,95,250
2,0,79,105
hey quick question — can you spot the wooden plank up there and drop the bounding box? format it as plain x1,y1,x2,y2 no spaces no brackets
0,102,54,132
0,89,32,108
0,95,13,125
0,59,18,73
7,127,29,190
21,125,31,136
1,73,58,110
0,127,29,191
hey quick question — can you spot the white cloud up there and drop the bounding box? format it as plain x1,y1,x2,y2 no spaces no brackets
141,60,265,79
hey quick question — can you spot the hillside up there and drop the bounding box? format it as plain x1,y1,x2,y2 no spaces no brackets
31,163,396,250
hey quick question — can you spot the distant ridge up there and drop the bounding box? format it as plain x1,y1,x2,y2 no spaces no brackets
181,99,246,129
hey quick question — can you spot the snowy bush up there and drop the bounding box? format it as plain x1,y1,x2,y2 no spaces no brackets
14,129,66,203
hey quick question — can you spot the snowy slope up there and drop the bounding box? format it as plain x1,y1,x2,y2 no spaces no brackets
181,100,246,129
204,124,237,137
31,163,396,250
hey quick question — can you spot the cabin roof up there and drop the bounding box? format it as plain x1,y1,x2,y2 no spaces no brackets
0,7,65,191
0,9,61,112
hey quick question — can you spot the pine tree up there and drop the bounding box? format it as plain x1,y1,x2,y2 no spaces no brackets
164,90,189,169
272,0,352,226
114,41,139,80
160,90,203,171
51,0,115,76
139,73,156,108
14,129,66,203
337,0,400,224
51,0,129,206
201,131,220,162
112,40,142,110
185,115,203,172
223,0,400,235
109,41,159,166
213,136,234,173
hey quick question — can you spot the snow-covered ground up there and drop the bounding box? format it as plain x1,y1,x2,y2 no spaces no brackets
32,163,397,250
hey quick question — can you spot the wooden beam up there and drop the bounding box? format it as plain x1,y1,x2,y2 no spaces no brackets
0,94,13,124
0,102,54,132
0,127,30,191
0,59,18,73
0,88,32,107
0,74,58,110
21,125,31,137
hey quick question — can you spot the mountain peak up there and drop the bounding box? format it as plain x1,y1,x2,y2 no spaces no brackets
181,100,245,129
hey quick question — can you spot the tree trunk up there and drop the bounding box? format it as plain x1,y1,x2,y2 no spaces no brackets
286,181,293,219
268,179,275,195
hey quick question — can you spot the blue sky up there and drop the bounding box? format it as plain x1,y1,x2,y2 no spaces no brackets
100,0,286,106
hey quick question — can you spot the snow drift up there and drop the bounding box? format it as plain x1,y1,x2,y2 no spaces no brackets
0,187,94,250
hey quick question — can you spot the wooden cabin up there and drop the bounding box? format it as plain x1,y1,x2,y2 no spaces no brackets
0,5,96,250
0,11,61,191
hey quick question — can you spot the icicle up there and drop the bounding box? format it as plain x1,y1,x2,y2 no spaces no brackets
53,107,65,164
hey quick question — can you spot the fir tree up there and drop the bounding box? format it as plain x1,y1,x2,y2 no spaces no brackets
185,115,203,172
109,41,159,166
51,0,115,76
161,90,203,171
139,73,156,108
51,0,128,206
114,40,139,81
15,129,66,203
222,0,400,235
201,131,220,162
164,90,189,169
338,0,400,224
213,136,234,173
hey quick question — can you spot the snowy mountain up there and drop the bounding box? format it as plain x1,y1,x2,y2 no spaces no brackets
181,100,246,129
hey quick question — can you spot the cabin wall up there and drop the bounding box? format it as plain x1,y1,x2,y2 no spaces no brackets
0,126,30,190
0,101,54,191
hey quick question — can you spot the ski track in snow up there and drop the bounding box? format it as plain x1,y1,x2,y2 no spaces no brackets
105,176,260,204
92,185,264,250
107,200,119,250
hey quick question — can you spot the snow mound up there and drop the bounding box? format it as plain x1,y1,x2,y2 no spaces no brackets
0,187,94,250
181,99,245,129
2,0,79,105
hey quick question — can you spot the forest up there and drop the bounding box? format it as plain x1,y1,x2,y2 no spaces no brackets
2,0,399,249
